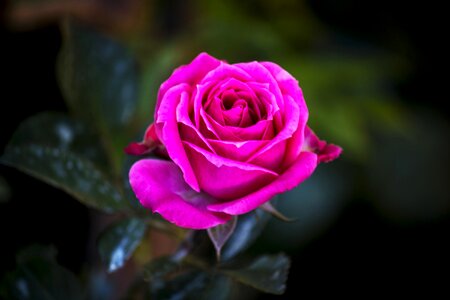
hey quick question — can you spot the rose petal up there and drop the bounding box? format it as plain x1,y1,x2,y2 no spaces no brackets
177,89,216,153
156,52,221,113
235,61,285,111
156,84,200,191
303,127,343,163
183,141,278,200
261,62,309,166
207,151,318,215
200,63,253,84
129,159,231,229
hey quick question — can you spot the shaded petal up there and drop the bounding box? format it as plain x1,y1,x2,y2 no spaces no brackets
303,127,343,163
207,152,318,215
124,123,161,156
208,139,269,162
184,141,278,200
156,84,200,191
201,111,274,141
129,159,231,229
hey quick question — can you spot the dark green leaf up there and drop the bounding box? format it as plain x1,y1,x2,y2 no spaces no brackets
222,253,290,295
1,245,84,300
58,21,139,172
98,218,147,272
221,209,270,261
58,22,138,131
1,145,125,213
207,216,237,261
6,112,108,169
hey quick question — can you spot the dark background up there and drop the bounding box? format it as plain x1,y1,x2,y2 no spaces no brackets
1,0,448,298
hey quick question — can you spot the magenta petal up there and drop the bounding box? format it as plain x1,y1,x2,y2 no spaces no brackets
207,152,318,215
156,84,200,191
129,159,231,229
303,127,343,163
156,53,221,113
124,142,152,156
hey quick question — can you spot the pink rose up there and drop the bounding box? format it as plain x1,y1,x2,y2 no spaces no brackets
128,53,341,229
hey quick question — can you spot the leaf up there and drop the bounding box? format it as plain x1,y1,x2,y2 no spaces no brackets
199,275,233,300
207,216,237,261
98,218,147,272
1,145,125,213
6,112,108,169
150,270,208,300
57,21,139,172
0,245,84,300
222,253,290,295
221,209,271,261
58,22,138,130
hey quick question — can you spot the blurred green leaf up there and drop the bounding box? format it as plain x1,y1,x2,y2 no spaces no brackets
222,253,290,295
207,216,237,261
1,145,125,213
199,275,232,300
150,270,208,300
98,218,147,272
58,21,139,172
221,209,270,261
0,245,84,300
143,256,180,281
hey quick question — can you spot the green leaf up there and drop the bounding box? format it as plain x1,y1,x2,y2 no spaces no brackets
57,21,139,172
222,253,290,295
6,112,108,169
0,245,84,300
1,145,125,213
221,209,270,261
207,216,237,261
98,218,147,272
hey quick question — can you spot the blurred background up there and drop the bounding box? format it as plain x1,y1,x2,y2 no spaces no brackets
1,0,448,298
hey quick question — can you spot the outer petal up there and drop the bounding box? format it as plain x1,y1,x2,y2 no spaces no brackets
156,84,200,191
156,52,221,112
207,151,318,215
261,62,309,165
303,127,343,163
129,159,231,229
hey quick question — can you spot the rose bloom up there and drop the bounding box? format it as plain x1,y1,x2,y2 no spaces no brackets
127,53,341,229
